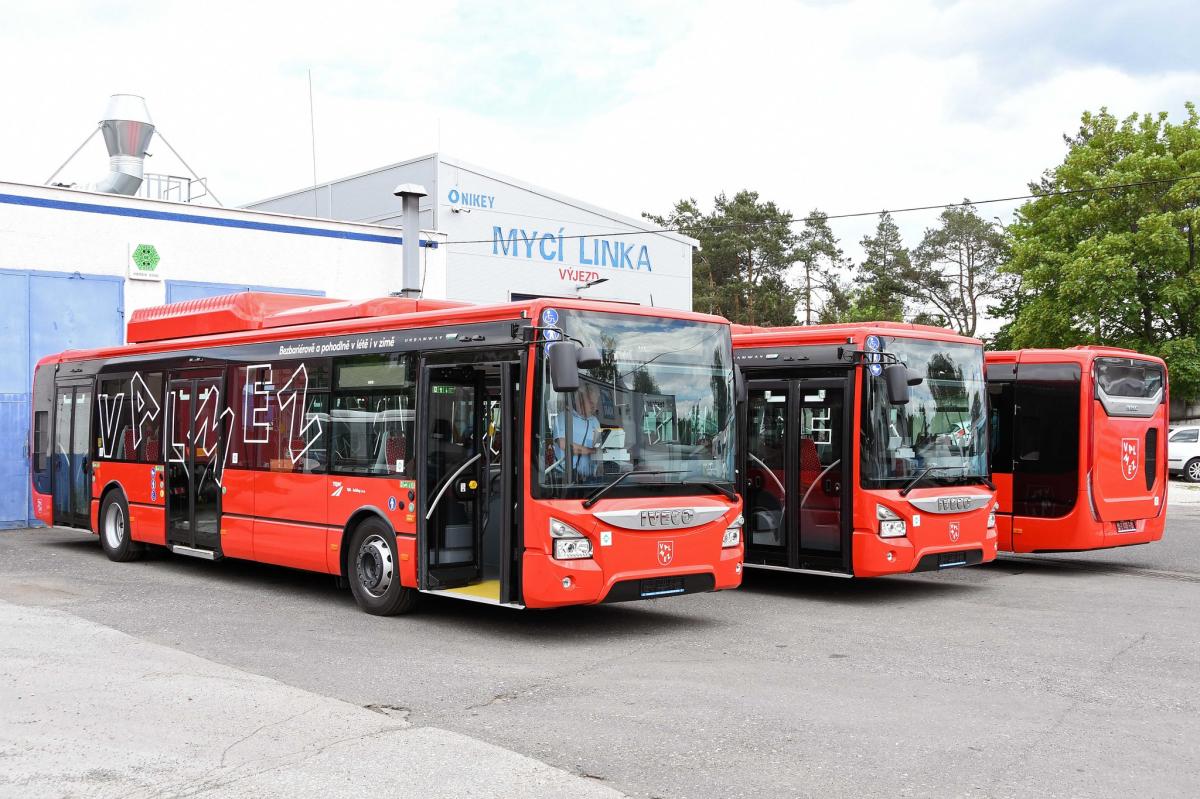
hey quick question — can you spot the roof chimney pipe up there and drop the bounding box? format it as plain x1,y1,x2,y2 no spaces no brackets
393,183,427,297
94,94,155,195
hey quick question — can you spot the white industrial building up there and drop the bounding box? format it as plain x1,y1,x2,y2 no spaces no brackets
246,153,698,309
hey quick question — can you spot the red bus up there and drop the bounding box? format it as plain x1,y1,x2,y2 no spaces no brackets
732,323,997,577
985,347,1168,553
30,293,743,614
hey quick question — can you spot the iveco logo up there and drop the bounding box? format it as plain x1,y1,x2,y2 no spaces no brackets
639,509,696,528
937,496,971,512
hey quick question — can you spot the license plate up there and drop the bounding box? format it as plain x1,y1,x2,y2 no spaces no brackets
640,577,685,598
937,552,968,569
1116,520,1137,533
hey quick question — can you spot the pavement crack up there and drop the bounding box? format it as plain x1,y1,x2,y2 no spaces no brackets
1104,632,1149,672
218,704,319,767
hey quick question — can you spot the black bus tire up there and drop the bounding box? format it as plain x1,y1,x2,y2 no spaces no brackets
99,491,145,563
347,518,418,616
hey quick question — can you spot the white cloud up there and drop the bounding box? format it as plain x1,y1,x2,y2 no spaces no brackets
2,0,1196,330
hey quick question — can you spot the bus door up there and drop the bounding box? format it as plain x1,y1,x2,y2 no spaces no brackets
165,372,225,555
418,355,521,605
744,376,851,573
52,382,93,528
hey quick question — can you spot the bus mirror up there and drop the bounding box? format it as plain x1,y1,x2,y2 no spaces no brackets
576,346,602,369
734,365,747,404
906,369,924,387
884,363,910,405
548,341,580,392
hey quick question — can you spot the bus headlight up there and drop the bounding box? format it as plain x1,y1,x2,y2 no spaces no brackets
877,504,906,538
987,505,997,529
554,538,594,560
550,519,593,560
722,513,743,548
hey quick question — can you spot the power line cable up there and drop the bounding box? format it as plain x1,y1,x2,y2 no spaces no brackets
445,173,1200,247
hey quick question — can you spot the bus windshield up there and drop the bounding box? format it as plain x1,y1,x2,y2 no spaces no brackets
861,337,989,489
534,309,735,500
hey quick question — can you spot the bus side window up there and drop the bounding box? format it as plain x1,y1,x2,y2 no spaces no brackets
33,411,49,473
124,372,165,463
96,376,133,460
330,354,414,477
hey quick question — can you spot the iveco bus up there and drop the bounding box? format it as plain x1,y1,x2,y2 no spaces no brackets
733,323,997,577
986,347,1167,552
32,293,743,614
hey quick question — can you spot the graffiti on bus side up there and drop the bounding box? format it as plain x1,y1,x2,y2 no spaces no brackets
166,383,234,485
245,363,322,465
97,372,162,459
95,363,332,484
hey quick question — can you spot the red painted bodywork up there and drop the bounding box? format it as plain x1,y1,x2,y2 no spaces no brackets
987,347,1168,553
734,322,998,576
34,294,741,608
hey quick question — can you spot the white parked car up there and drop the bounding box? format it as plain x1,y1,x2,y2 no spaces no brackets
1168,425,1200,482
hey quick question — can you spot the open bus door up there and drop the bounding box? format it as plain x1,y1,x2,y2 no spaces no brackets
418,353,522,606
743,375,852,574
164,370,225,557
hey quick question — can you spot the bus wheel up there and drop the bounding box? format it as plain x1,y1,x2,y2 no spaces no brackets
99,492,144,563
1186,459,1200,483
348,518,417,616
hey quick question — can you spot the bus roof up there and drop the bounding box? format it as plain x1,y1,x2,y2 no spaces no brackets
40,293,732,367
986,346,1165,367
731,321,982,348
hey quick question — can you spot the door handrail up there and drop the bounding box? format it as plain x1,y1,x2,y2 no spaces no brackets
801,459,842,508
425,453,482,521
748,452,786,495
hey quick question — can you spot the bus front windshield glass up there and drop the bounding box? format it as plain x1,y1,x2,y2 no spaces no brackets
534,310,735,500
861,338,989,489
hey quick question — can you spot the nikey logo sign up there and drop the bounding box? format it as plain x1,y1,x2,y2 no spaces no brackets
1121,438,1140,481
447,188,495,209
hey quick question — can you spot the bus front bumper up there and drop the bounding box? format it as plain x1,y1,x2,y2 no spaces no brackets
852,528,999,577
520,545,743,609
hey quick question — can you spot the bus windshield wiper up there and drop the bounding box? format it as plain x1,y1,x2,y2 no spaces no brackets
582,470,683,509
681,475,737,501
899,466,961,497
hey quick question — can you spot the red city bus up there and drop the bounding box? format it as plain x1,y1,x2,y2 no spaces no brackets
985,347,1168,553
30,293,743,614
732,323,997,577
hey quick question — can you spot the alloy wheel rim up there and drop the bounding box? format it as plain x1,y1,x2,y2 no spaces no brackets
104,502,124,549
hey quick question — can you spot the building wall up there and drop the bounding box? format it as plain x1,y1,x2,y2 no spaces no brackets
247,154,697,310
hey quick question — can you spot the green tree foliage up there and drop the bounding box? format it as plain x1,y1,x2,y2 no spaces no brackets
795,210,845,325
645,192,801,326
1002,105,1200,398
905,202,1008,337
854,212,911,322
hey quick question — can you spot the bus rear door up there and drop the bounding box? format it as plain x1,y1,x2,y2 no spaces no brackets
1089,359,1167,528
418,354,521,606
744,376,851,574
52,381,93,529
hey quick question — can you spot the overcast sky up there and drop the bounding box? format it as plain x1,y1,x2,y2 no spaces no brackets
3,0,1197,323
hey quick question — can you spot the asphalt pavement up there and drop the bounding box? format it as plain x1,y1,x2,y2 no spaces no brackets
1,501,1197,798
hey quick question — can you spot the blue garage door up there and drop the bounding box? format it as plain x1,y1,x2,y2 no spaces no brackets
0,270,124,528
166,280,324,304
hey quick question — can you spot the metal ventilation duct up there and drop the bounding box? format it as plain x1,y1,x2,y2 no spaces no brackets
94,94,155,195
